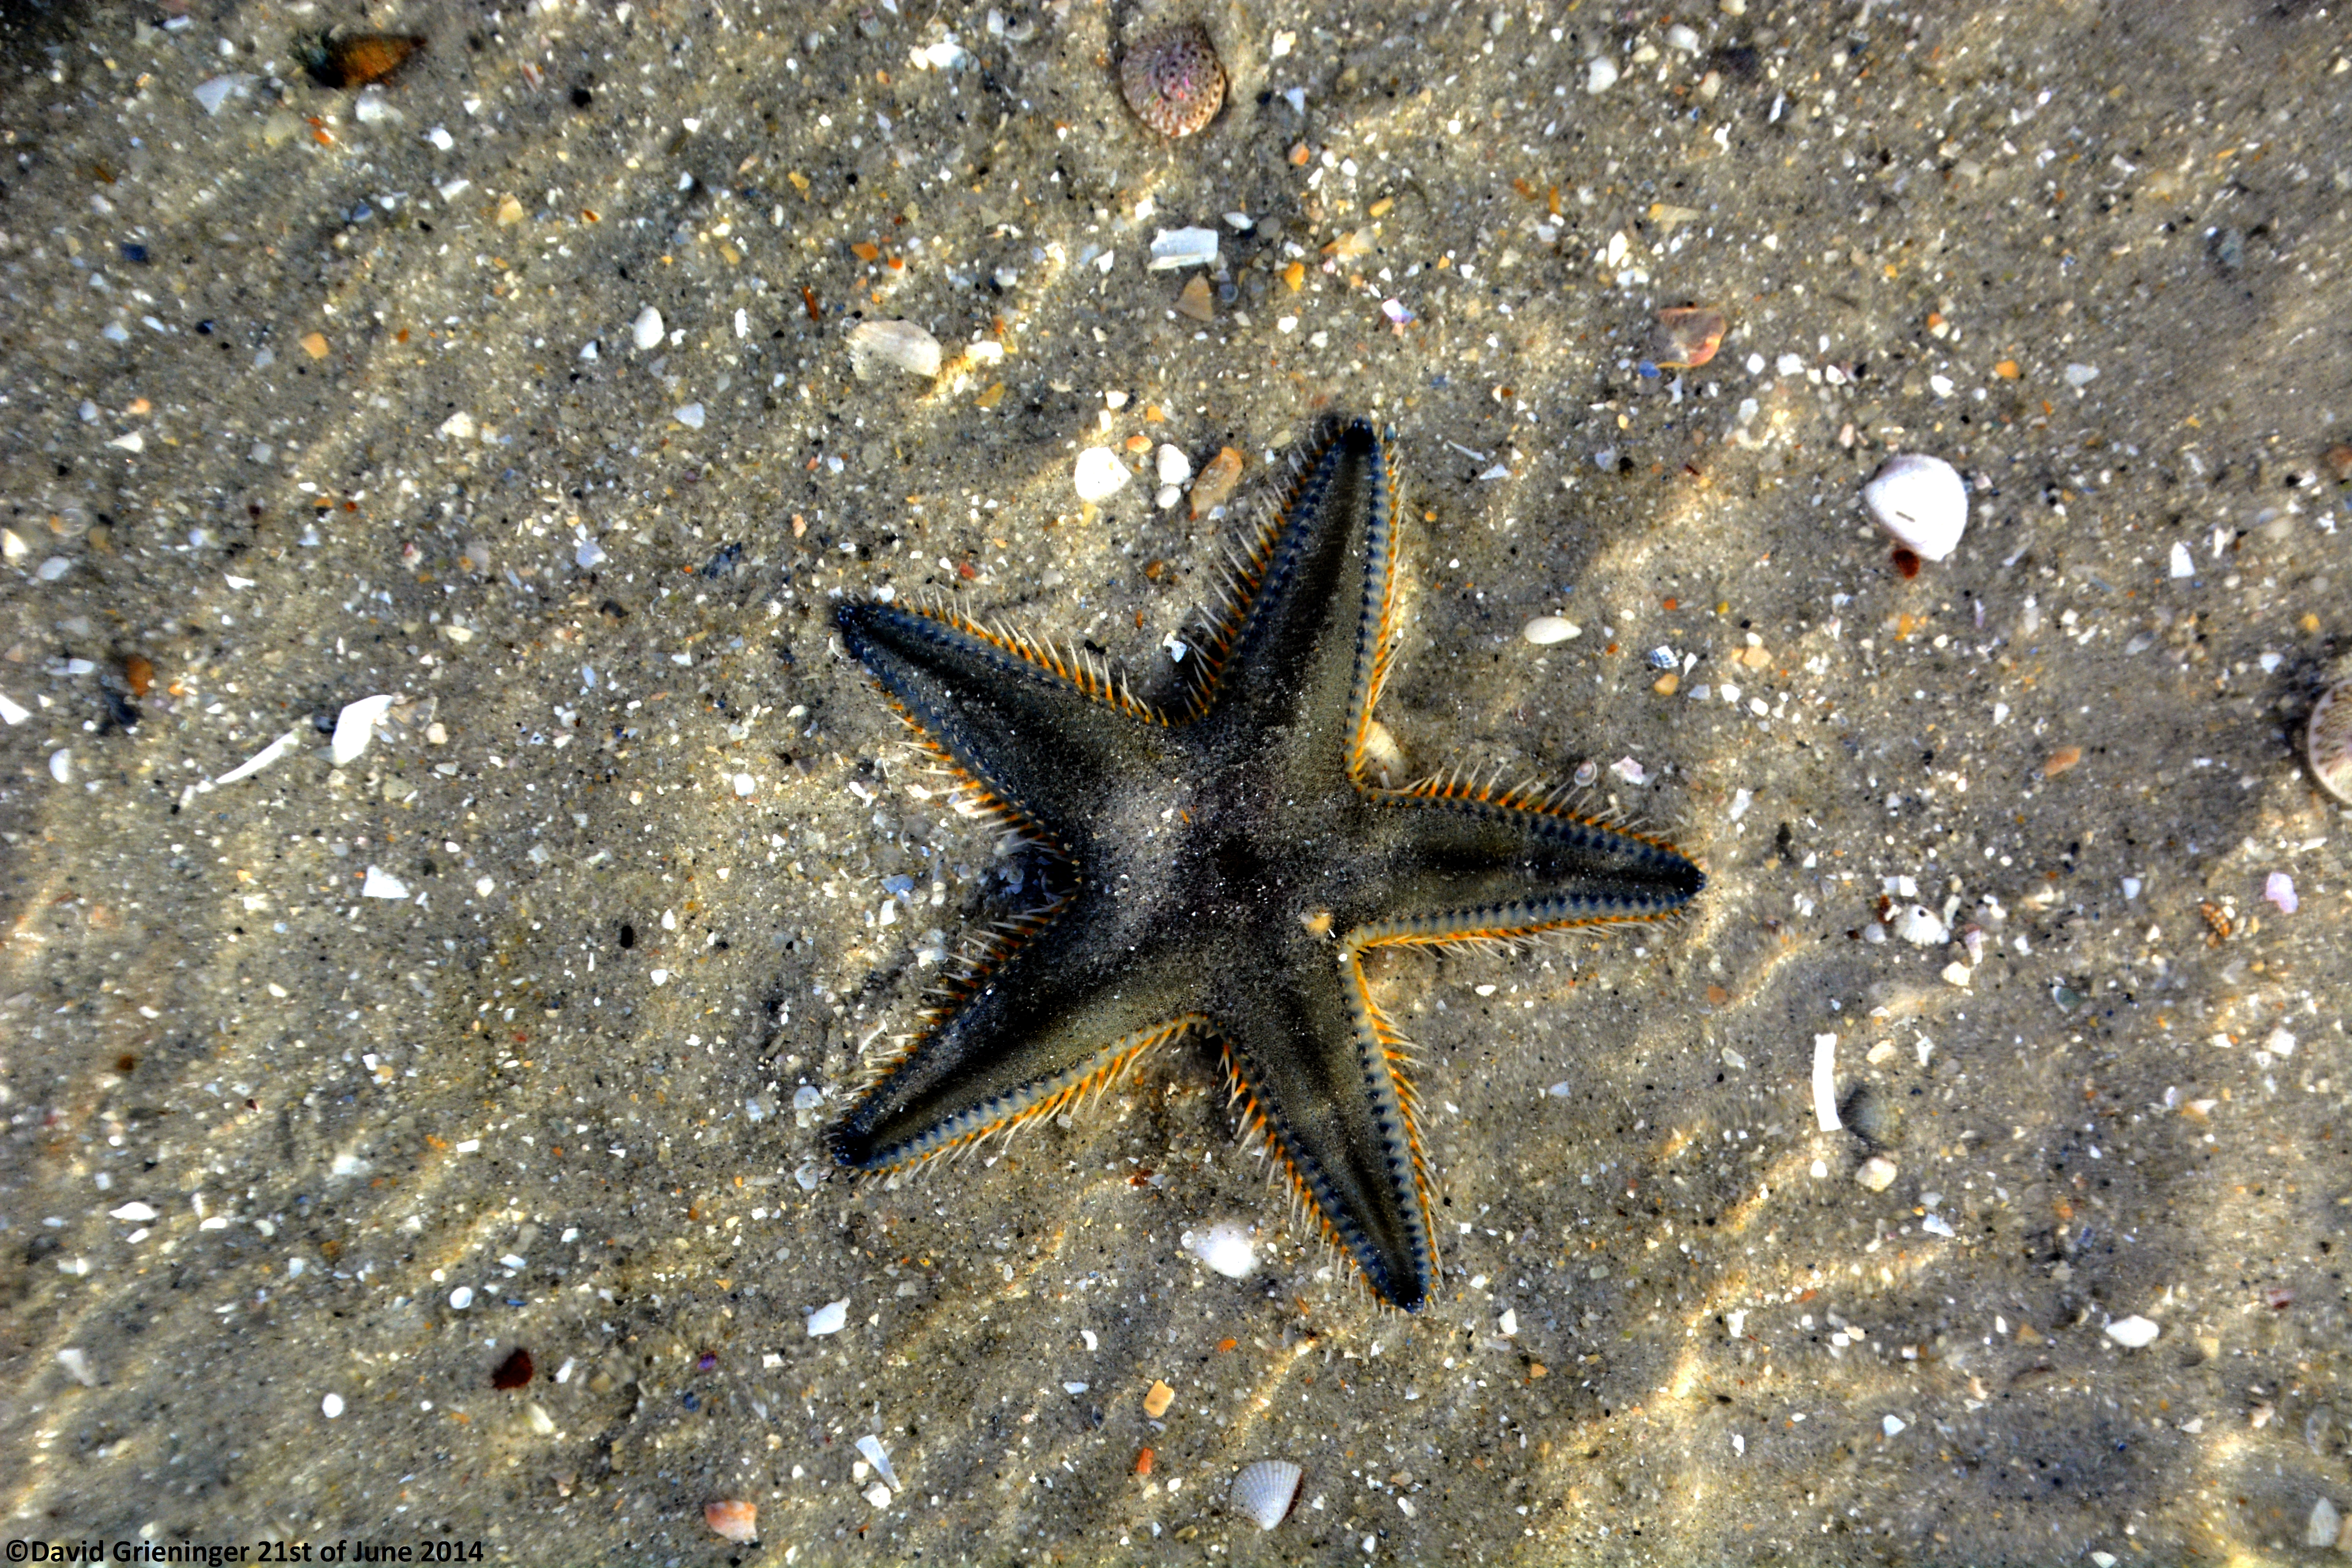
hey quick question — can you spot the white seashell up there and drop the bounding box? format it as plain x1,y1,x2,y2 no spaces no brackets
1521,615,1581,646
1156,443,1194,486
2307,678,2352,805
1184,1222,1254,1278
2104,1314,2160,1348
1230,1459,1302,1530
1862,453,1968,562
632,306,666,351
855,1434,899,1490
1891,904,1948,946
1147,227,1221,271
1073,447,1132,503
846,320,943,381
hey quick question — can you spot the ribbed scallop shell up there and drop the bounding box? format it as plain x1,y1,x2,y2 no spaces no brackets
2309,678,2352,805
1231,1459,1302,1530
1120,25,1225,137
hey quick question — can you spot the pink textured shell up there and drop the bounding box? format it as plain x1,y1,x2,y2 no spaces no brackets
1121,25,1225,137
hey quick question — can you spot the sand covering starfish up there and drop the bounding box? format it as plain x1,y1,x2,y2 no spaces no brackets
830,419,1704,1310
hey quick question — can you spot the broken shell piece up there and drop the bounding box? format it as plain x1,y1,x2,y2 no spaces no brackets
704,1500,759,1543
855,1434,899,1490
1148,227,1222,272
1143,1379,1176,1419
1862,454,1968,563
846,319,943,381
1652,306,1726,370
1231,1459,1303,1530
2307,677,2352,806
332,693,397,766
1855,1156,1898,1192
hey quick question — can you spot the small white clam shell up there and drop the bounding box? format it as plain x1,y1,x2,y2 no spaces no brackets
1861,452,1968,562
1231,1459,1302,1531
2308,679,2352,806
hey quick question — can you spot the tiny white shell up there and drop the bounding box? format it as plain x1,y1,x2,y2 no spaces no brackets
1861,453,1968,562
1073,447,1132,503
2307,679,2352,806
1521,615,1581,646
2104,1314,2160,1348
846,319,944,381
1231,1459,1302,1530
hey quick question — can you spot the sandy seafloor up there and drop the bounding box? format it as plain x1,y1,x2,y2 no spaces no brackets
2,0,2350,1561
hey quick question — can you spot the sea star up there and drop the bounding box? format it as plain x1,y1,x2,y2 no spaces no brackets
830,419,1703,1310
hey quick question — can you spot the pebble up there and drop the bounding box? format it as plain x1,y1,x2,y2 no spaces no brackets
109,1201,159,1221
194,75,244,115
2168,541,2195,578
1855,1156,1898,1192
1157,445,1193,487
1073,447,1132,503
1861,454,1968,562
673,402,705,429
48,749,71,784
1522,615,1581,646
1174,274,1215,321
1586,56,1620,93
449,1285,475,1310
2265,871,2298,914
0,691,31,725
2104,1314,2160,1348
1189,446,1243,517
631,306,665,351
332,694,396,765
807,1297,850,1336
37,556,72,582
2308,1498,2341,1550
2307,675,2352,805
575,538,608,570
322,1393,345,1419
1881,1414,1907,1438
846,319,942,381
1144,1379,1176,1417
862,1483,894,1510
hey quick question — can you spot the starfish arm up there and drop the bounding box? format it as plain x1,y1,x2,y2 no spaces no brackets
1188,421,1404,786
1348,788,1706,943
837,599,1172,835
828,897,1205,1169
1212,948,1436,1311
